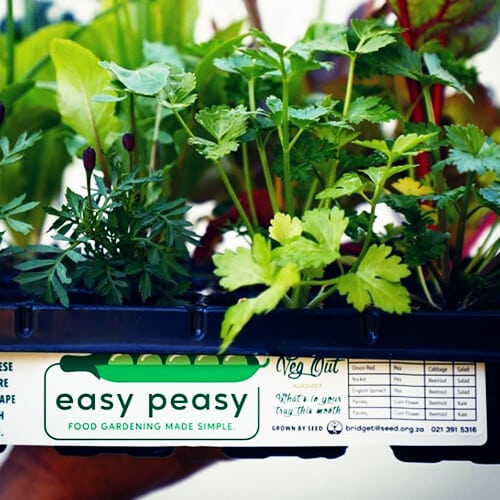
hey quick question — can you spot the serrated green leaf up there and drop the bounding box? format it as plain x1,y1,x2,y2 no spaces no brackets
272,207,348,271
361,164,413,186
351,19,401,54
354,138,391,156
219,264,300,352
213,234,273,290
188,137,239,161
214,52,268,80
391,133,437,159
194,104,248,142
302,207,348,252
50,39,120,152
357,34,398,54
423,53,473,100
335,244,411,313
346,96,399,125
161,66,197,110
303,23,350,54
269,213,302,244
443,124,500,175
289,103,331,128
272,238,333,270
316,173,365,200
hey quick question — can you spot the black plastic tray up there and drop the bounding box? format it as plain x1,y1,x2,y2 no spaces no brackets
1,302,499,463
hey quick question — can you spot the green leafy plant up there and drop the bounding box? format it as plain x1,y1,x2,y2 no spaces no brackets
0,0,205,244
145,5,498,350
0,103,41,248
10,0,500,355
15,144,197,307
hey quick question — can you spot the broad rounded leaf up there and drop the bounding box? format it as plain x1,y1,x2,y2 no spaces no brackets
100,61,170,96
50,39,120,152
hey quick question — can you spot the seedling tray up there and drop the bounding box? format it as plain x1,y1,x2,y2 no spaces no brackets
1,302,499,463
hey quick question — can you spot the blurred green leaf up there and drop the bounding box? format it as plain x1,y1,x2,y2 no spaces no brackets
50,39,121,152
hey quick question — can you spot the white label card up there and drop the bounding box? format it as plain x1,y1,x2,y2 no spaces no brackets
0,353,487,446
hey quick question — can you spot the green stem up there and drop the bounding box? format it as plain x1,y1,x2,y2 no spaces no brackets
247,79,279,213
465,220,498,273
319,158,339,209
307,283,339,308
422,86,436,125
214,160,255,237
451,172,474,283
342,54,357,119
129,93,138,169
242,142,258,226
6,0,15,85
288,128,305,151
256,137,280,213
303,177,319,213
416,265,441,310
85,172,93,208
148,96,163,173
280,70,294,216
353,162,392,269
172,107,194,139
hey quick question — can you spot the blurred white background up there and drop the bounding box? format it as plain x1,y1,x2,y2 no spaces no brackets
1,1,500,499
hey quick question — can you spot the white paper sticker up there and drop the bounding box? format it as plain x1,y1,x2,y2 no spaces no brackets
0,353,487,447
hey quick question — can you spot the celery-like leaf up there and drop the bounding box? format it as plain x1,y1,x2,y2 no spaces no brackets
440,124,500,175
335,244,411,313
213,234,273,290
269,213,302,244
191,104,248,160
219,264,300,352
346,96,399,125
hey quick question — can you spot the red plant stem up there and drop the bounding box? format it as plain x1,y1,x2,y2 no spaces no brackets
396,0,433,178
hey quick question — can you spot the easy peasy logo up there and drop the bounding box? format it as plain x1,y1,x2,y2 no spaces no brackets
44,354,266,442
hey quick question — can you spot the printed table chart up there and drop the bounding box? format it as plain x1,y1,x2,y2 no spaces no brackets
348,360,477,421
